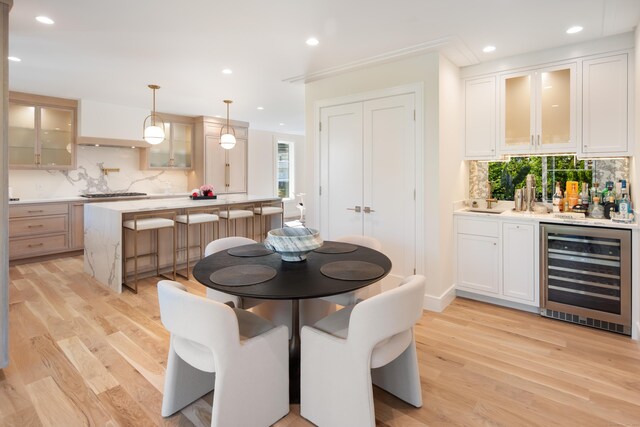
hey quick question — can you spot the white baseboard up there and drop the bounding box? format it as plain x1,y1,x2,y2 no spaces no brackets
423,284,456,312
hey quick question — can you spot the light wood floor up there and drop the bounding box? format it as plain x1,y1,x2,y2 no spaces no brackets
3,255,640,426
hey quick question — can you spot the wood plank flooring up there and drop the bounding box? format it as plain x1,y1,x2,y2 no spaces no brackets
3,255,640,426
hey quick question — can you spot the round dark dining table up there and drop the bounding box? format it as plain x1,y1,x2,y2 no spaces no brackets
192,241,392,403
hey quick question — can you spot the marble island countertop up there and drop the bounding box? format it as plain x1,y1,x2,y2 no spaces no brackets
8,192,192,205
87,194,280,213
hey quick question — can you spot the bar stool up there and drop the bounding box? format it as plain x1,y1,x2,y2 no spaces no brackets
175,207,220,279
219,204,255,238
253,201,284,241
122,210,176,293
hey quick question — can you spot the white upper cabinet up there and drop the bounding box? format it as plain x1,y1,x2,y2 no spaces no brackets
581,53,631,157
464,76,497,159
499,63,576,155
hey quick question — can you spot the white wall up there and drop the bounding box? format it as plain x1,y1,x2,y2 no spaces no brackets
248,129,305,218
305,52,462,307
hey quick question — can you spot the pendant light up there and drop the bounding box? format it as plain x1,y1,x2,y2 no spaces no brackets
143,84,165,145
220,99,236,149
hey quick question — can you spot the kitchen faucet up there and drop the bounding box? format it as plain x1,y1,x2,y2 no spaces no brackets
486,181,497,209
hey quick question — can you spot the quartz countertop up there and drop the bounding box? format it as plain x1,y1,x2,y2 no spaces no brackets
454,206,638,229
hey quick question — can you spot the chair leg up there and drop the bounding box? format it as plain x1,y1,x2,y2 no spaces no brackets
371,338,423,407
133,230,139,293
161,343,215,417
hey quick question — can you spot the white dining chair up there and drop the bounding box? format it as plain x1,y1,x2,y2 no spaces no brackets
203,236,260,308
321,235,383,307
157,280,289,427
300,274,426,427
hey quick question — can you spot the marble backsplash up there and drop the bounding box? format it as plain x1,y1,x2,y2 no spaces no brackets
469,158,630,199
9,146,188,199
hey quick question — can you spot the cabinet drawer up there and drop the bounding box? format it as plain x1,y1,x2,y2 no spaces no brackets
457,217,499,237
10,216,68,237
10,203,69,218
10,234,68,259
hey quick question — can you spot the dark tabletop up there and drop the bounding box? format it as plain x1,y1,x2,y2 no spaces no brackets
192,242,392,300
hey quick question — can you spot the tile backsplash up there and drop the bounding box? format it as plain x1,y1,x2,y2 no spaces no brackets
468,158,630,199
9,146,188,199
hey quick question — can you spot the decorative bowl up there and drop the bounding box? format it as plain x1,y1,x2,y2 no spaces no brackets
264,227,323,262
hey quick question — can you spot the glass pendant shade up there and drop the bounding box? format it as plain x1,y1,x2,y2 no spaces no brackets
144,124,165,145
220,99,236,150
220,132,236,149
143,84,165,145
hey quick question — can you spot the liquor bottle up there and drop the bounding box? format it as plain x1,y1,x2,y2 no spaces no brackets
604,195,617,219
619,193,631,220
552,182,563,213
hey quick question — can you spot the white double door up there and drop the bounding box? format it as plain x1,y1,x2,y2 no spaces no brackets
319,93,416,281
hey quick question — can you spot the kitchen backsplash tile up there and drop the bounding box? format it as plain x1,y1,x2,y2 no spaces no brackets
468,158,630,199
9,146,188,199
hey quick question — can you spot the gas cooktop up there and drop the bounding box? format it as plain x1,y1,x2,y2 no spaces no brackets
81,192,147,198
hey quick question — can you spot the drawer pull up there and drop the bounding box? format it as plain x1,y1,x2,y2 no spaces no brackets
27,210,44,213
28,243,44,248
28,224,44,228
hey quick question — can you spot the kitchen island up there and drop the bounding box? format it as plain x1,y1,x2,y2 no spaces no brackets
84,194,280,292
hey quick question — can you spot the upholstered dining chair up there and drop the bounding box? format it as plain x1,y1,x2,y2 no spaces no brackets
203,236,260,308
321,234,383,307
157,280,289,427
300,274,426,427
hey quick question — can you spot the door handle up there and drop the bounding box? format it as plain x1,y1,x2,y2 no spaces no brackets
364,206,375,214
347,206,361,213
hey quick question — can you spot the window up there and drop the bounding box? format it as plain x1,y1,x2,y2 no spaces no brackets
276,141,294,199
488,155,592,202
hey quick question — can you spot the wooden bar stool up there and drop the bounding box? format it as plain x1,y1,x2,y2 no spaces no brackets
253,201,284,241
122,210,176,293
219,204,255,238
175,207,220,279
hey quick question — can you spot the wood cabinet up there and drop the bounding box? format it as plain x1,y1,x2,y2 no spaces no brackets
456,217,500,294
9,201,87,261
464,76,497,159
9,92,78,170
9,203,70,260
188,116,249,195
581,53,631,157
499,63,576,155
140,113,194,169
455,215,538,308
502,221,537,304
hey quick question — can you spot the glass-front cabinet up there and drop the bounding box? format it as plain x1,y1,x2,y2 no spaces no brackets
144,115,194,169
500,63,576,155
8,92,77,169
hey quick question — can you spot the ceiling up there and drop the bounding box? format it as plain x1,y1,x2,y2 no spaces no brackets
8,0,640,135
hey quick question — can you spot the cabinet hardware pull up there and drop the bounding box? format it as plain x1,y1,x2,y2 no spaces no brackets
27,210,44,213
28,243,44,247
347,206,362,213
28,224,44,228
530,135,533,147
364,206,376,214
537,135,540,146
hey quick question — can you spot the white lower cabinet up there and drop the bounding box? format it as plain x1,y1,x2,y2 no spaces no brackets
455,215,539,308
502,221,537,304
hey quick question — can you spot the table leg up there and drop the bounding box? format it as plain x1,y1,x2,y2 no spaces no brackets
289,299,300,403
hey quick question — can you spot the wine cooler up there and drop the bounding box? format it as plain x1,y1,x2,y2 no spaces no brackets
540,223,631,335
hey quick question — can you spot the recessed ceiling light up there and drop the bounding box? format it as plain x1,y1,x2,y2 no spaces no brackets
279,123,285,126
257,106,264,110
214,115,222,118
8,56,21,62
222,68,232,75
566,26,583,34
306,37,319,46
482,45,496,53
35,16,54,25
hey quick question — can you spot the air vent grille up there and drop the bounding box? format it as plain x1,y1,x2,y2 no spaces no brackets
540,308,630,335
